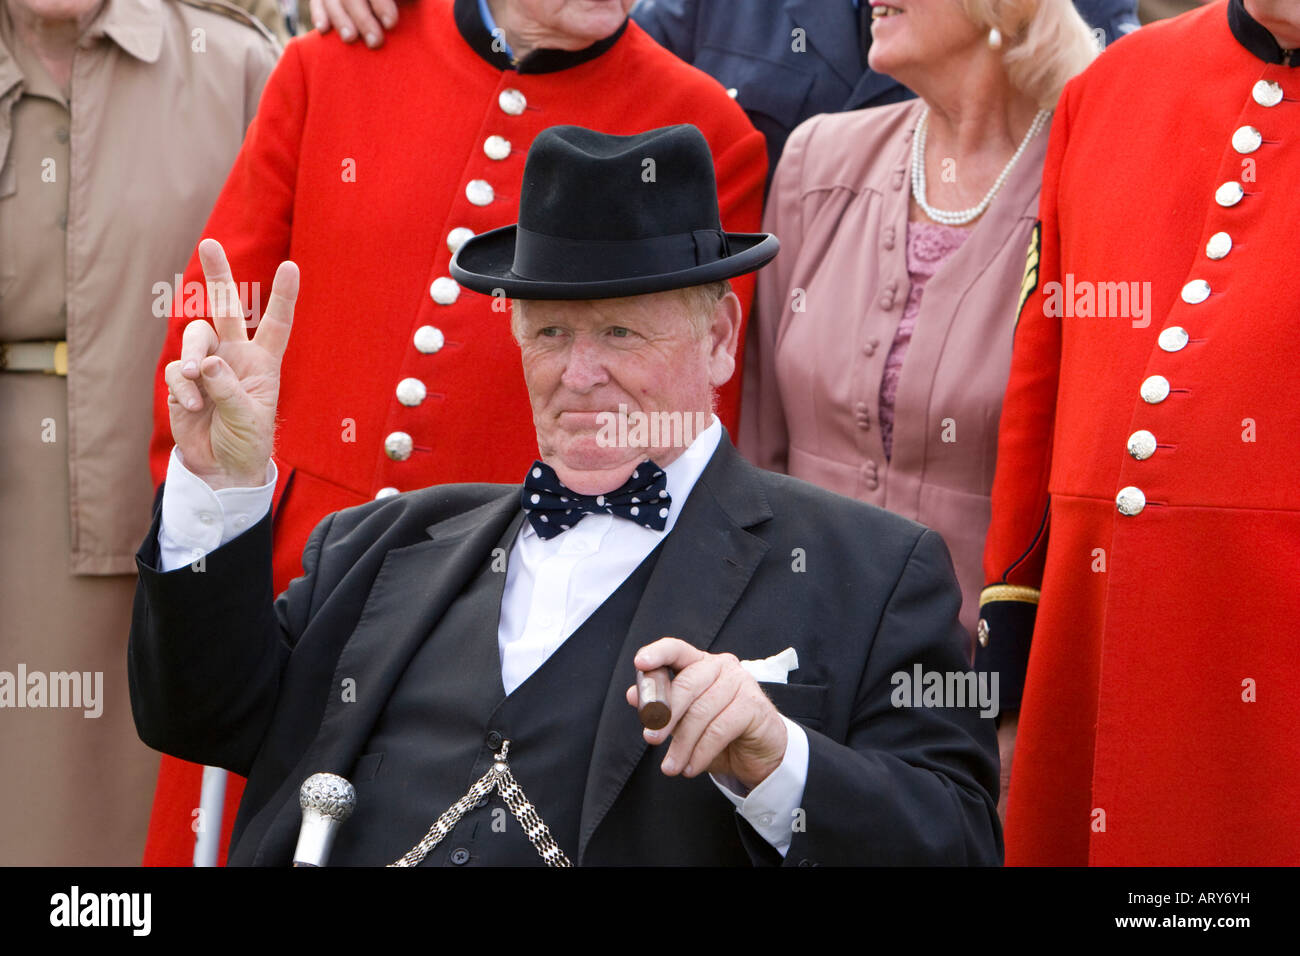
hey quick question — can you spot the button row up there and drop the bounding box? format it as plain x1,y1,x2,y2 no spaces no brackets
1119,80,1283,518
377,87,530,497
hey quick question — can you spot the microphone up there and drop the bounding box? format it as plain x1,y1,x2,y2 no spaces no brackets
292,772,356,867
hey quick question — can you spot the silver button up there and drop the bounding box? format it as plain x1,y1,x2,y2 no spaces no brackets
977,618,990,648
375,486,399,499
1126,429,1157,460
430,276,460,305
384,431,414,461
1215,181,1245,207
395,377,427,407
1116,486,1146,516
1232,125,1262,154
466,179,495,206
484,135,511,160
1205,231,1232,260
498,89,526,115
414,325,445,354
726,87,738,99
1140,375,1171,404
1253,80,1283,107
1158,326,1189,352
447,227,475,254
1180,279,1211,305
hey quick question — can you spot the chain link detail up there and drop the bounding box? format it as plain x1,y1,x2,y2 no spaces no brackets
389,740,572,867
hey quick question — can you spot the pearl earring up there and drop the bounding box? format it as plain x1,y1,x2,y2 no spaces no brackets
988,27,1003,50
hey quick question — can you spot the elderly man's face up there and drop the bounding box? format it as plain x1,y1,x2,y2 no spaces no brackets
516,289,740,495
6,0,103,24
510,0,635,46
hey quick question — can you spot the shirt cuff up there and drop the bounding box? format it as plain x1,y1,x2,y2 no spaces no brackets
158,447,277,572
709,716,809,857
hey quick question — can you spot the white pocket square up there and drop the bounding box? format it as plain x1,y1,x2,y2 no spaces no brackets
740,646,799,684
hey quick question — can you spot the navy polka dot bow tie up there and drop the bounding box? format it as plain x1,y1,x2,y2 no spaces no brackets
521,460,671,540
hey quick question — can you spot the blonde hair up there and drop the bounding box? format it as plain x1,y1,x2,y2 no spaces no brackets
963,0,1099,109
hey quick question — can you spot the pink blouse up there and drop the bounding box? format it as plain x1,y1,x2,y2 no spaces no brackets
878,222,972,460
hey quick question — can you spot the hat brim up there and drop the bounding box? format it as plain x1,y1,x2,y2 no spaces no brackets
449,225,780,301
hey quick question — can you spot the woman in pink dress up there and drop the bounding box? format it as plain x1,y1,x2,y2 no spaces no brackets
743,0,1095,648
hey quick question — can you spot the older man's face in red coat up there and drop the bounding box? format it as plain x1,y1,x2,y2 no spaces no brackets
490,0,637,51
514,289,741,495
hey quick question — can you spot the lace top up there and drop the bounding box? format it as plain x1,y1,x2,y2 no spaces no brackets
878,221,972,460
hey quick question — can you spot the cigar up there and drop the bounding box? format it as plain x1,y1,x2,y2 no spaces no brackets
636,667,672,730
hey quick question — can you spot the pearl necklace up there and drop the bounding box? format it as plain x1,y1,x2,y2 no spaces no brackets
911,106,1050,225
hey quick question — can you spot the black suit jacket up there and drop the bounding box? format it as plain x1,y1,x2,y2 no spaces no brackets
129,436,1002,865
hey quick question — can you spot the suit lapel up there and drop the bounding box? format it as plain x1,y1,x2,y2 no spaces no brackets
578,436,773,862
247,492,521,864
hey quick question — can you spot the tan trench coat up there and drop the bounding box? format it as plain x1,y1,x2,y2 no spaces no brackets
0,0,276,863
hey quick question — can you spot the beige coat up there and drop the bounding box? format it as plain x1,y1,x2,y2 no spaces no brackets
0,0,278,574
740,99,1047,639
0,0,276,864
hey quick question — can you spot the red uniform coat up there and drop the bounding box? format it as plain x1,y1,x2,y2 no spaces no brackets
979,0,1300,865
143,0,765,865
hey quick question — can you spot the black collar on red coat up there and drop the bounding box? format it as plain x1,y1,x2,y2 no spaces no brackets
1229,0,1298,66
453,0,628,74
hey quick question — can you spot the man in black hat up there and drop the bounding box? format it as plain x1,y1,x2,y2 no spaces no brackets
133,124,1001,866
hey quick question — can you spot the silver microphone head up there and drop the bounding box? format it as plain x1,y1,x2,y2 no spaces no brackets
293,773,356,867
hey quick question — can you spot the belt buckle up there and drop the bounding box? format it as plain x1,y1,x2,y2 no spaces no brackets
0,340,68,375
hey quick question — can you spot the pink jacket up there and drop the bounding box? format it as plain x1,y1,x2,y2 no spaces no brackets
740,99,1048,639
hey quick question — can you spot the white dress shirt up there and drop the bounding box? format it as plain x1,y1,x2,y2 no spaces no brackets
157,417,809,856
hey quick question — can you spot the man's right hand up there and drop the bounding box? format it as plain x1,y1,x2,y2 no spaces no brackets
163,238,299,490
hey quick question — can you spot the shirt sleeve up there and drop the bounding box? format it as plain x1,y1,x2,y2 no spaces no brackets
158,446,277,572
709,716,809,856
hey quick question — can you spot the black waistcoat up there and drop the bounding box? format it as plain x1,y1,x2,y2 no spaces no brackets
327,516,663,866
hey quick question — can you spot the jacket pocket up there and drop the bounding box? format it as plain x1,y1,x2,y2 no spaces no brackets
350,751,384,782
759,681,827,731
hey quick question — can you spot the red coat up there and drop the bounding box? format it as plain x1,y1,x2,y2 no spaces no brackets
979,1,1300,865
143,1,765,865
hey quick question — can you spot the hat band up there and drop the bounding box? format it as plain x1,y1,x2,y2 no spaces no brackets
512,225,731,283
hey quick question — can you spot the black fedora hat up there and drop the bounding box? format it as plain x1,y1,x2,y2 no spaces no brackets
450,124,778,300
